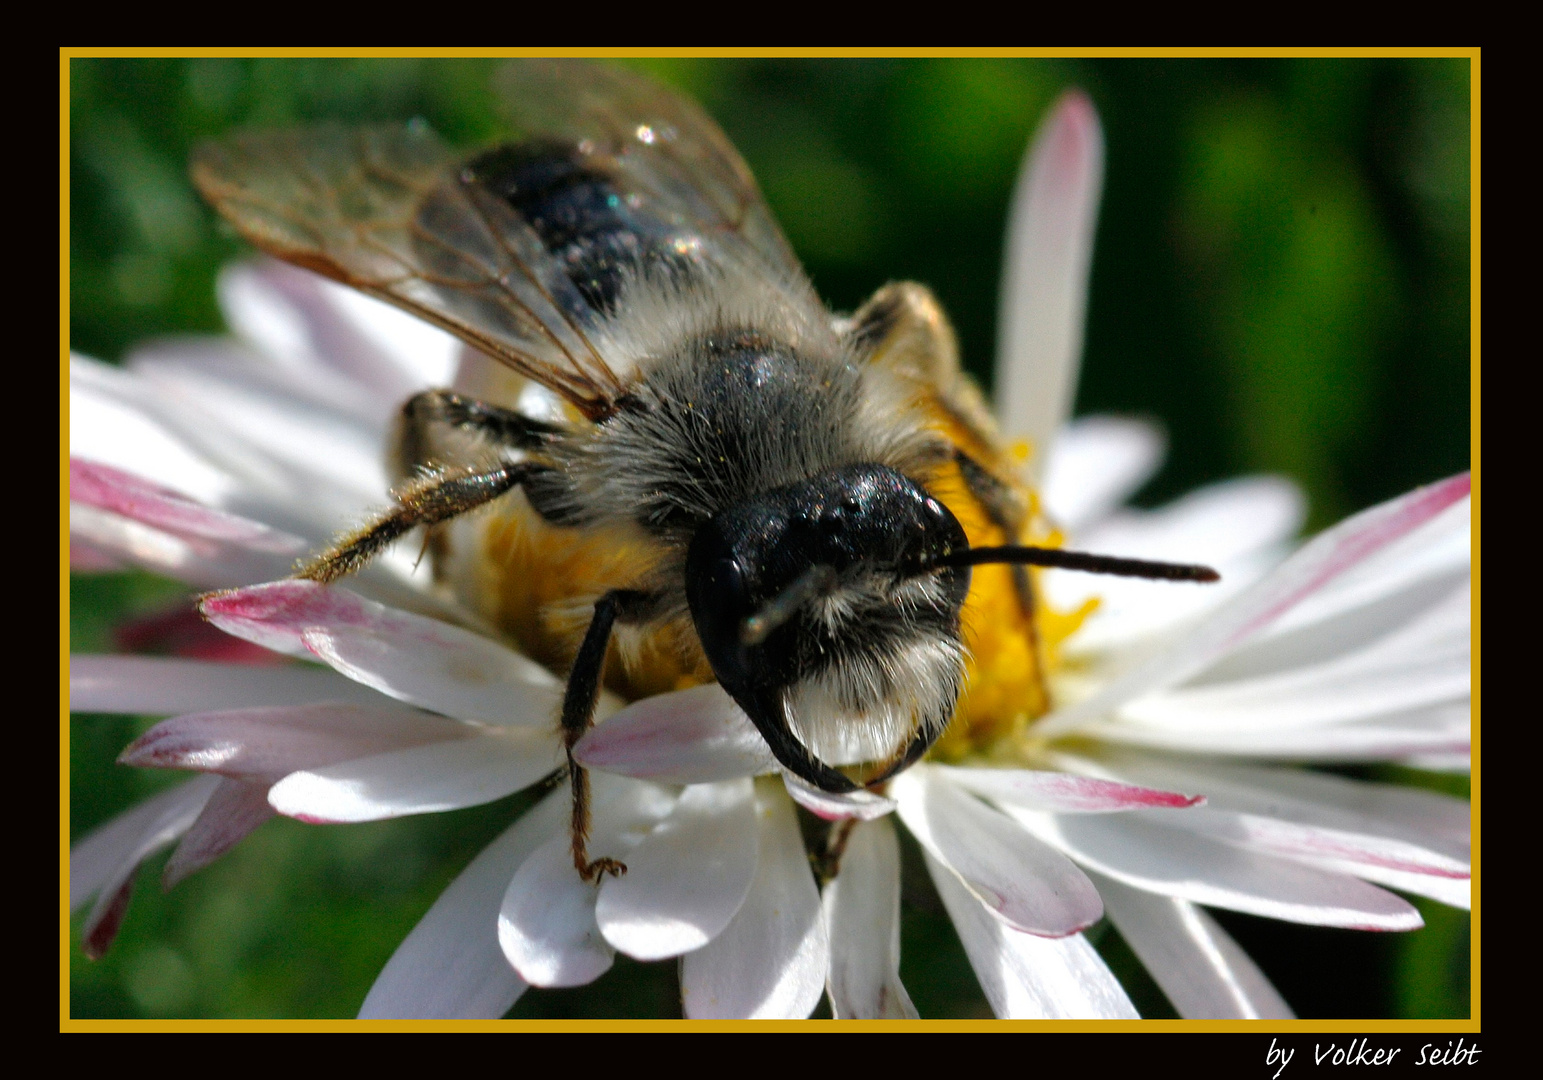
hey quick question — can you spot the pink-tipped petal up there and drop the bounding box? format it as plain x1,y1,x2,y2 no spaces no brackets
359,791,567,1018
120,703,475,784
70,502,295,590
596,778,759,960
996,90,1105,472
823,817,917,1019
1074,751,1470,861
112,604,290,664
70,655,390,715
200,580,558,723
1146,808,1469,881
162,778,276,888
71,776,222,958
938,765,1202,814
70,354,234,504
1094,872,1293,1019
925,851,1137,1019
1004,807,1424,931
892,768,1103,938
574,684,778,782
70,458,307,553
1297,860,1471,909
781,773,897,821
682,778,827,1019
199,580,362,658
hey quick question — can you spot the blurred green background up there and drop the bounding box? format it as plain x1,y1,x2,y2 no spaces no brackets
68,56,1472,1021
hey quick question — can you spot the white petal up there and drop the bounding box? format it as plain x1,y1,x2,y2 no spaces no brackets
1120,582,1470,731
70,655,392,714
1140,806,1469,883
996,91,1105,471
823,817,916,1019
1268,493,1470,640
202,582,558,727
314,274,460,390
575,683,778,783
893,768,1103,937
1195,547,1468,688
301,622,560,727
70,502,294,589
781,772,897,820
70,774,221,909
498,833,615,989
70,354,235,504
937,764,1202,813
1083,700,1469,761
1040,474,1472,736
925,851,1137,1019
1040,416,1165,534
125,337,391,508
70,458,307,553
162,778,275,887
499,777,676,987
682,777,828,1019
359,790,568,1019
218,260,435,414
597,778,759,960
267,726,562,823
120,703,475,784
1004,808,1423,930
1301,859,1471,909
1093,871,1293,1019
1047,476,1306,653
70,775,221,957
1069,753,1470,862
1078,475,1306,567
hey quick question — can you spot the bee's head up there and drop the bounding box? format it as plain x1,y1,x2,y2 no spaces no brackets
685,464,971,792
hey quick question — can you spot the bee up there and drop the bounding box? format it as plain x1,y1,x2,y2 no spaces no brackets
192,61,1216,883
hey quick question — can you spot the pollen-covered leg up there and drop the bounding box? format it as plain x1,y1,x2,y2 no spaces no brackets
394,388,563,476
296,461,540,583
562,588,656,883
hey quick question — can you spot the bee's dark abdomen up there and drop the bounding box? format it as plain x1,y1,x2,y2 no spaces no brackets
467,141,696,315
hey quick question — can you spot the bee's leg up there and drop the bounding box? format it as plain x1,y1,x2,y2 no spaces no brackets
296,461,546,583
953,448,1050,712
563,588,656,884
395,389,564,473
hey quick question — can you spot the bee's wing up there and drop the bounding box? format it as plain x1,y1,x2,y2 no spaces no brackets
494,60,804,282
191,124,627,419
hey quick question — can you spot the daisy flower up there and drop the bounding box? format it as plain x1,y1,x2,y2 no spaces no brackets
68,76,1471,1021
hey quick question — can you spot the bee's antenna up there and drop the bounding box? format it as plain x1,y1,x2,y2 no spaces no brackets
934,545,1220,583
741,564,838,645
